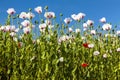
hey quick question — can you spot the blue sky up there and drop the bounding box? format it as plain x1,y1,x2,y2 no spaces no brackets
0,0,120,26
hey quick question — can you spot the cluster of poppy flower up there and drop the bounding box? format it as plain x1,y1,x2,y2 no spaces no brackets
0,6,120,68
1,6,120,36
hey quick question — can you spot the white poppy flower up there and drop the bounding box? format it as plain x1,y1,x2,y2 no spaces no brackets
60,36,65,42
103,54,107,58
7,8,16,15
27,12,35,19
10,32,16,37
88,44,94,48
117,48,120,52
19,12,27,19
116,30,120,35
86,20,94,26
75,28,80,33
48,25,54,29
99,17,106,23
34,6,42,14
71,12,85,21
45,19,51,25
0,26,5,31
4,25,16,32
5,25,11,32
59,57,64,62
71,14,78,21
68,27,73,32
81,36,86,40
83,23,88,28
90,30,96,35
39,23,47,32
23,27,31,34
59,35,70,42
39,23,47,29
64,18,72,24
77,12,86,19
21,20,30,27
61,35,68,41
44,12,55,19
93,51,100,56
65,35,69,40
102,23,112,31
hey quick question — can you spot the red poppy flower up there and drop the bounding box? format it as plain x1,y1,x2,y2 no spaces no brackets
83,43,88,48
81,63,88,68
